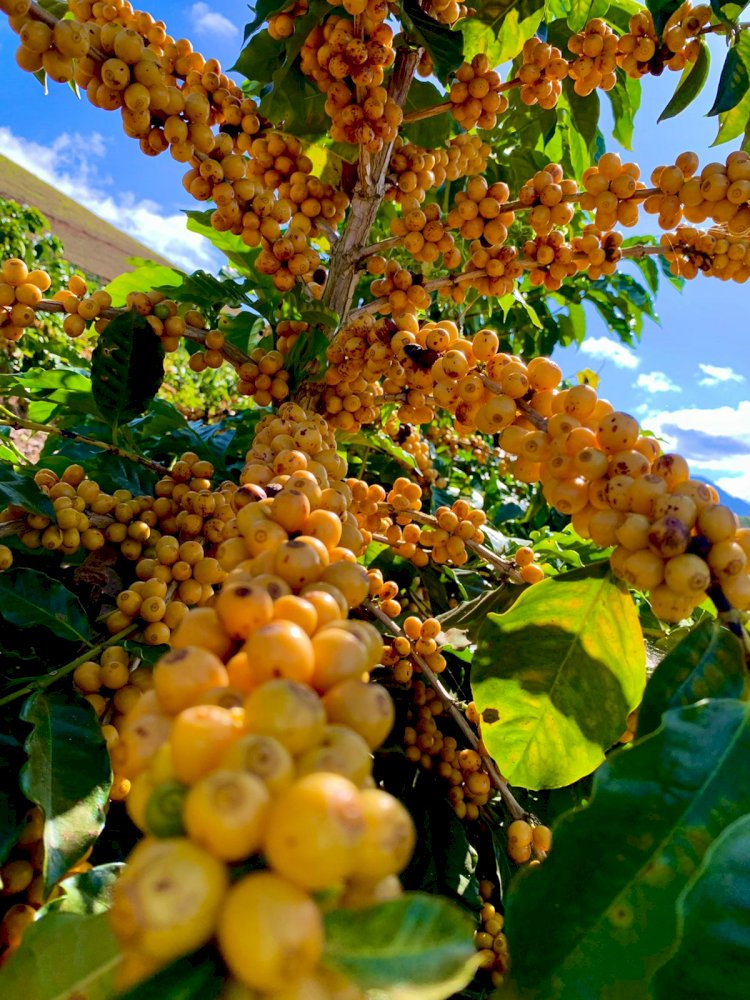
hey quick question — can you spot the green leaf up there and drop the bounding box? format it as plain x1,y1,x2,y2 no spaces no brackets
323,893,478,996
637,620,747,737
0,465,54,517
606,70,641,149
261,63,332,139
437,584,519,641
714,84,750,145
91,311,165,428
402,80,455,148
117,949,226,1000
400,0,464,82
709,0,745,25
658,41,709,121
0,367,95,420
567,0,610,33
401,796,481,909
35,0,68,17
472,564,645,789
233,25,285,85
184,211,262,272
123,638,168,666
0,568,91,643
709,34,750,116
653,813,750,1000
0,911,120,1000
461,0,545,66
646,0,683,33
105,261,184,307
299,304,341,330
20,690,112,894
242,0,291,40
503,699,750,998
163,270,253,311
563,81,600,152
45,862,124,915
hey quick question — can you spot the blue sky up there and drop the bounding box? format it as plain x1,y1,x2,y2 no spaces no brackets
0,4,748,499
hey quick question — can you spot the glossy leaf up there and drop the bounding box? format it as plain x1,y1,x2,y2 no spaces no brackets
653,813,750,999
242,0,290,40
472,564,645,789
21,690,111,894
0,911,120,1000
647,0,683,32
402,80,454,148
714,84,750,146
91,311,165,428
638,620,747,737
606,70,641,149
0,464,54,517
502,699,750,998
437,584,519,641
0,568,91,643
117,949,225,1000
401,0,464,82
44,862,124,915
401,796,481,910
659,40,709,121
568,0,610,33
709,34,750,116
323,892,478,996
184,211,261,272
0,367,95,420
106,261,184,307
461,1,544,65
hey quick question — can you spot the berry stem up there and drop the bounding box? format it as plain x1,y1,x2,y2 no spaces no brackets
364,598,527,820
0,623,139,708
0,405,171,477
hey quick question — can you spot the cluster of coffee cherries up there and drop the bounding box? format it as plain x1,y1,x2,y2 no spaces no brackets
0,808,94,965
236,349,291,405
301,13,403,150
72,644,156,802
1,454,241,646
660,226,750,282
401,682,494,822
475,880,510,990
385,134,491,206
506,818,552,864
518,164,577,235
384,420,444,487
646,150,750,237
388,203,459,267
4,0,344,290
102,404,418,993
496,380,750,619
449,54,509,130
0,257,53,345
445,176,515,246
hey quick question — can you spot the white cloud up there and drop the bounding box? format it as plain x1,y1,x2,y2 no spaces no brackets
643,401,750,504
0,126,218,272
579,337,640,369
634,371,682,394
190,2,238,38
697,363,746,387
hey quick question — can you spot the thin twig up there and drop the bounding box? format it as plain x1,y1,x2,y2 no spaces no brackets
0,623,139,708
364,599,526,820
33,299,252,369
0,406,171,476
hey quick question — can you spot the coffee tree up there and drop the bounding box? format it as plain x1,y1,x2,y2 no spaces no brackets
0,0,749,997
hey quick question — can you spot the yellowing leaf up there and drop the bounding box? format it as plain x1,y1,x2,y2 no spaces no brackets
472,565,646,789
